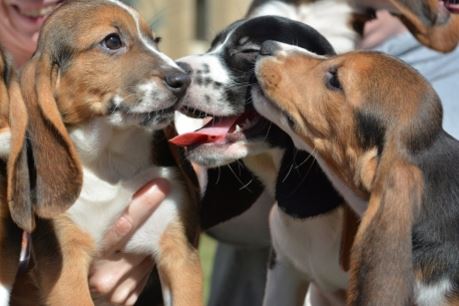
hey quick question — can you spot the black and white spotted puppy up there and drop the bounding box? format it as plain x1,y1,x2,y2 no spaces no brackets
172,16,348,306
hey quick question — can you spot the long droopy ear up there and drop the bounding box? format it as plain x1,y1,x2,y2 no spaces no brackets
348,159,423,306
389,0,459,53
6,72,31,232
8,57,82,232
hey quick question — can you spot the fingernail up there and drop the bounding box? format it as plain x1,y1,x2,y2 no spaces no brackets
133,178,170,199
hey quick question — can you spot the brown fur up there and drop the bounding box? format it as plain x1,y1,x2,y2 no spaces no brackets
6,1,200,305
0,48,30,303
388,0,459,53
255,49,450,304
158,221,203,306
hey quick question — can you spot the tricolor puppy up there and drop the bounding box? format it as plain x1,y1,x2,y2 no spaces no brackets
7,1,202,305
171,16,350,306
0,48,28,306
248,0,459,53
356,0,459,52
248,0,373,54
253,42,459,305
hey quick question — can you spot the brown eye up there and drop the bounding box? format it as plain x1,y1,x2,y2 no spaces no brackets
101,33,123,50
325,68,342,91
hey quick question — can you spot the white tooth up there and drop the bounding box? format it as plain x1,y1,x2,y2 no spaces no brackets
235,124,242,132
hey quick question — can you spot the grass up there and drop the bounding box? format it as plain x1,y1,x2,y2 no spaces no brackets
199,234,217,303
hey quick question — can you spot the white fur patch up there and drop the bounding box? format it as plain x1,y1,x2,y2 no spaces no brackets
68,118,187,255
0,130,11,160
249,0,359,53
0,285,10,306
415,279,452,306
177,54,238,117
269,206,348,292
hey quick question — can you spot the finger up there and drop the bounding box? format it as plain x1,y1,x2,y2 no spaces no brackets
100,178,170,255
125,274,150,306
108,258,154,306
89,253,150,295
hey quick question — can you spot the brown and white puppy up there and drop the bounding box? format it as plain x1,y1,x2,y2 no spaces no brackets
355,0,459,52
6,1,202,306
0,48,29,306
253,41,459,305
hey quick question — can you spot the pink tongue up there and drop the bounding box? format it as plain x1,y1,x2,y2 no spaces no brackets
170,116,239,147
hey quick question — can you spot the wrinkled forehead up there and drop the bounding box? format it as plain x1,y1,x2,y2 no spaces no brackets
209,16,335,56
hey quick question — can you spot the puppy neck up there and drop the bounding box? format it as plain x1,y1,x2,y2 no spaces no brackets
69,118,153,183
243,147,284,195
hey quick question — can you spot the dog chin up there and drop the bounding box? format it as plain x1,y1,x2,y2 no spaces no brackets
185,139,270,168
108,111,174,130
251,86,284,129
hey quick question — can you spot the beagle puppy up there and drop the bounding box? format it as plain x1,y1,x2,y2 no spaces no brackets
172,16,349,306
360,0,459,52
248,0,374,54
0,48,28,306
248,0,459,53
252,41,459,305
7,1,202,305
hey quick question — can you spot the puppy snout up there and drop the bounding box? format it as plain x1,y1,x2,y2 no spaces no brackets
177,62,193,74
165,70,191,98
260,40,281,56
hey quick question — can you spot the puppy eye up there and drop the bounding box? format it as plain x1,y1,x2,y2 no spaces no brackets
101,33,123,51
240,47,260,54
286,114,295,129
325,68,342,91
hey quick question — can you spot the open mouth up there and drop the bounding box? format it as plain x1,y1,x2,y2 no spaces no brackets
442,0,459,13
170,104,270,148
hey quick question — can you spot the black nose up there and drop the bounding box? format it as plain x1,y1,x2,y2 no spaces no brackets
165,70,191,98
260,40,281,56
177,61,193,74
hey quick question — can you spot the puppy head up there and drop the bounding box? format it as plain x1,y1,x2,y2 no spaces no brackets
34,0,189,129
173,16,335,167
253,43,442,191
9,0,190,231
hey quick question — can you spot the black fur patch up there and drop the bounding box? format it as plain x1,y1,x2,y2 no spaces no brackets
356,110,385,155
151,130,177,167
200,162,264,229
268,247,277,270
276,147,342,218
412,132,459,286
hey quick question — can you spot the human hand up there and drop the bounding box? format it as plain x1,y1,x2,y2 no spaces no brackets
89,179,170,306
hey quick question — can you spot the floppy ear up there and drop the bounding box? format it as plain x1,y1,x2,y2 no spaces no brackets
6,74,32,232
348,160,422,306
389,0,459,53
275,147,342,218
8,57,82,232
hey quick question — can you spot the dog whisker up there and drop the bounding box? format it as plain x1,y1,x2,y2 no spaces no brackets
226,163,253,192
